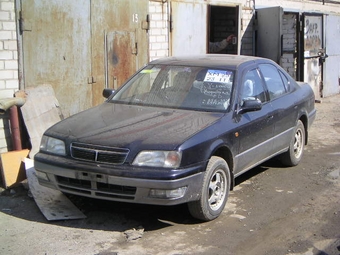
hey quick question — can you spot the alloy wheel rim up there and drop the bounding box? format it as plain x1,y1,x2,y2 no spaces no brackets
294,129,303,158
208,169,227,211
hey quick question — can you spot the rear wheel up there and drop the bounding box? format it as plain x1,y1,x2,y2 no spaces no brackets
188,156,230,221
280,120,305,166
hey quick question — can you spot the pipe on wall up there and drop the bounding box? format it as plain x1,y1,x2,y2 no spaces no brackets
10,106,22,150
0,97,26,151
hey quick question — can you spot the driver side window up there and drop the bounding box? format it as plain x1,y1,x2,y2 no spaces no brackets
241,69,267,103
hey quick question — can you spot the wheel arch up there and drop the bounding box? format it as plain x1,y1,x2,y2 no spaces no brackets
298,113,308,145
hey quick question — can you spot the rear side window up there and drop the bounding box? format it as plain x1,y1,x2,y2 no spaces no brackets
259,64,287,100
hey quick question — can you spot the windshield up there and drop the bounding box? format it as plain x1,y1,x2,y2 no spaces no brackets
110,65,234,112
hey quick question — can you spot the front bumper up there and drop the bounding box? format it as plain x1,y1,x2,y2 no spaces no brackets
34,154,205,206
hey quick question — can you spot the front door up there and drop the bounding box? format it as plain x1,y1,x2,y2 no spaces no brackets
256,6,283,64
302,14,324,100
234,67,275,175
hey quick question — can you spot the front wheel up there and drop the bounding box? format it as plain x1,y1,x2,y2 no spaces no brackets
280,120,305,166
188,156,231,221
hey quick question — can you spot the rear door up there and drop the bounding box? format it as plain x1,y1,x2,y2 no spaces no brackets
302,14,323,100
258,63,297,153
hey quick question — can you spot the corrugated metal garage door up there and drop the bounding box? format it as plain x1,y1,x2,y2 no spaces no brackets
20,0,149,117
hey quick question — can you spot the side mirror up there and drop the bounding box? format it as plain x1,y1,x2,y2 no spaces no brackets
102,88,115,98
238,99,262,114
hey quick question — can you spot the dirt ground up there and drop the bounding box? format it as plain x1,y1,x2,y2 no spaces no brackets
0,94,339,255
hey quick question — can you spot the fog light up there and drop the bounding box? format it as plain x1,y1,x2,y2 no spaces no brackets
149,187,187,199
36,171,49,181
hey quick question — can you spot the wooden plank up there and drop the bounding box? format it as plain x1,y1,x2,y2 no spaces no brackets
24,158,86,221
0,149,29,188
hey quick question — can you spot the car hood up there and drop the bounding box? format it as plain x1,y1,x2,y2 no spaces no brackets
48,103,223,150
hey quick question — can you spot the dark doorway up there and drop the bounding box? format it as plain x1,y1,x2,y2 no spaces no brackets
208,5,238,54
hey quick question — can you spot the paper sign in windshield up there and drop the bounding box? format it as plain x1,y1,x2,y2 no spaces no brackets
204,70,232,83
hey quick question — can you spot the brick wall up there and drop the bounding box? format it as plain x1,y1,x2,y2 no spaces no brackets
281,13,297,79
149,1,169,61
0,0,18,152
240,7,254,56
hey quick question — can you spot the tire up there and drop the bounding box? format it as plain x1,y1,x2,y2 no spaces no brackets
280,120,305,166
188,156,231,221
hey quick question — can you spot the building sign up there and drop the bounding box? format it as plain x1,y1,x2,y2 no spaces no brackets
304,15,322,58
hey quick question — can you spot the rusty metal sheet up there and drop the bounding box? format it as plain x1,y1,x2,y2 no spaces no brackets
21,0,92,117
106,31,136,90
25,158,86,221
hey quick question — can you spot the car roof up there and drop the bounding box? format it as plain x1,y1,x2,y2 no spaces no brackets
149,54,270,70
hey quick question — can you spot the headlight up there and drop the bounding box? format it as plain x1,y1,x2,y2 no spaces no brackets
40,135,66,156
132,151,182,168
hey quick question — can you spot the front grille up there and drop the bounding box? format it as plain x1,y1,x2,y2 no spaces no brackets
70,142,129,164
56,175,136,200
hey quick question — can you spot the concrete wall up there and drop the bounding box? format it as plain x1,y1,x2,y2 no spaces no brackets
0,0,18,153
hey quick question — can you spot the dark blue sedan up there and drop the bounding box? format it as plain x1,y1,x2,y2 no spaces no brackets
34,55,316,221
